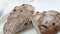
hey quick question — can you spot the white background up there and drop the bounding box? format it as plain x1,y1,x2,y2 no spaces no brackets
0,0,60,34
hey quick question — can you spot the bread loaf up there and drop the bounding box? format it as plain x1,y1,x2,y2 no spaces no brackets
3,4,34,34
31,10,60,34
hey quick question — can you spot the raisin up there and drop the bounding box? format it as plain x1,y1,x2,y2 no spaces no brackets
36,11,39,14
53,23,55,26
22,4,25,6
13,9,16,11
24,23,27,25
20,10,22,12
41,25,47,28
30,21,32,24
31,11,34,13
45,21,48,24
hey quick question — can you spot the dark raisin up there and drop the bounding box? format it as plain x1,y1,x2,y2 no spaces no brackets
36,11,39,14
22,4,25,6
31,11,34,14
41,25,47,28
53,23,55,25
24,23,27,25
38,25,40,28
45,21,48,24
56,26,58,27
13,9,16,11
43,14,45,16
30,21,32,24
20,10,22,12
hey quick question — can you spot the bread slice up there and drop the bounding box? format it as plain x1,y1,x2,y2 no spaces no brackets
3,4,34,34
31,10,60,34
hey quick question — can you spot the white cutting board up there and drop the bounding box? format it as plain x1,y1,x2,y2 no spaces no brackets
0,0,60,34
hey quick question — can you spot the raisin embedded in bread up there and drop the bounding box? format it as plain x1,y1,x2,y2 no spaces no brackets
31,10,60,34
3,4,34,34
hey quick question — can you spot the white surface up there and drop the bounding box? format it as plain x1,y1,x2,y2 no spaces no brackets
0,0,60,34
